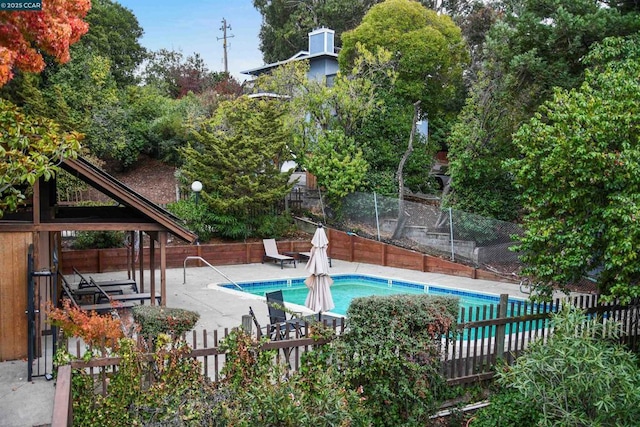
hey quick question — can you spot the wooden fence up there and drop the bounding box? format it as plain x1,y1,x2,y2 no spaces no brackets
60,228,512,283
52,295,640,425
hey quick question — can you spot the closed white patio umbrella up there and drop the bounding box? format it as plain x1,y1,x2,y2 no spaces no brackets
304,224,334,312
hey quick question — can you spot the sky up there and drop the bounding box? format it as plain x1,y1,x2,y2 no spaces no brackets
116,0,265,82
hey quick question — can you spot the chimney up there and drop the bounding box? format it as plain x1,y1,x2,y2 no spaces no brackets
308,27,335,55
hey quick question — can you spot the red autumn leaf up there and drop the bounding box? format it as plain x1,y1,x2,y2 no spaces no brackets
0,0,90,86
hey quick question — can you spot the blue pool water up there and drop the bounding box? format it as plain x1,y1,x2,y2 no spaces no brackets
222,274,526,317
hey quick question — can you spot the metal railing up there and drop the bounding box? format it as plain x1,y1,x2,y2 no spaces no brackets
182,256,243,290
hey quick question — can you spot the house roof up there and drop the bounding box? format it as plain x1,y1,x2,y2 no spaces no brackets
60,157,197,243
0,156,198,244
241,51,338,77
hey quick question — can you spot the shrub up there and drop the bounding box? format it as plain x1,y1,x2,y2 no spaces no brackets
132,305,200,341
166,199,216,242
335,294,459,426
471,389,540,426
72,230,125,249
71,336,218,426
47,299,124,354
132,336,217,425
493,306,640,426
252,212,293,239
217,328,372,426
450,210,502,246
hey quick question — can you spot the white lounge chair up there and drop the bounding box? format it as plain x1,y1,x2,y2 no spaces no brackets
262,239,296,269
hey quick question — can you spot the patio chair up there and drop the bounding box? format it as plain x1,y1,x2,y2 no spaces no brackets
265,290,305,339
60,278,136,314
60,274,124,304
262,239,296,269
73,267,138,292
91,278,161,305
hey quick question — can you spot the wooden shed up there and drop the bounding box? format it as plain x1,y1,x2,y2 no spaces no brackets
0,157,197,362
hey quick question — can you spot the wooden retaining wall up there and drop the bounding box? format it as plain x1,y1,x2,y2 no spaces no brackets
60,228,513,283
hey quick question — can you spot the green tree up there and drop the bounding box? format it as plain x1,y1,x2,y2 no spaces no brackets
305,129,369,209
254,53,394,207
79,0,146,87
253,0,380,63
354,85,438,195
147,91,213,165
87,84,173,170
446,67,523,220
339,0,468,120
0,100,82,217
142,49,225,98
179,96,294,239
447,0,640,220
507,35,640,301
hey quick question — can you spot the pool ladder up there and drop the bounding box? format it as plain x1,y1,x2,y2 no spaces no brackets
182,256,243,291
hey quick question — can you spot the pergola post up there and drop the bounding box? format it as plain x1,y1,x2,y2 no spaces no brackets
138,232,145,294
149,234,156,306
160,231,167,306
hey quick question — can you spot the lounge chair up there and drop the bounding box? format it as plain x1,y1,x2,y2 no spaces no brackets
262,239,296,269
73,267,138,292
60,278,137,314
91,278,161,305
61,274,125,304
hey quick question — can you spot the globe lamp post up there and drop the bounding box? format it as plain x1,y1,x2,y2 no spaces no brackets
191,181,203,205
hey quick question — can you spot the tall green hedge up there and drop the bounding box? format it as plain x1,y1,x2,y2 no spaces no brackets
335,294,459,426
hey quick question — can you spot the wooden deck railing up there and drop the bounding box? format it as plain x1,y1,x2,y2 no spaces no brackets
52,296,640,424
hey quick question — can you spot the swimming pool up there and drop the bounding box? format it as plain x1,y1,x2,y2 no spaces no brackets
221,274,526,317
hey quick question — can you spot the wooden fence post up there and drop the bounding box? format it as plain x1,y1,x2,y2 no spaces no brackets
241,315,253,334
495,294,509,359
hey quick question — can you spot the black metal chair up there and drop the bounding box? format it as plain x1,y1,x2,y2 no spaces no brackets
265,290,305,339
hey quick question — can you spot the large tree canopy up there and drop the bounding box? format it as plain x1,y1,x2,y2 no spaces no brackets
0,0,90,86
447,0,640,220
338,0,468,119
79,0,146,87
252,0,467,64
508,35,640,302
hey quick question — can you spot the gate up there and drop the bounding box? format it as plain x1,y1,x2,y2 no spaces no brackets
27,244,57,381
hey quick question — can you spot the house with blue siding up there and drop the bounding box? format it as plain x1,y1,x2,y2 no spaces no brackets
242,27,338,84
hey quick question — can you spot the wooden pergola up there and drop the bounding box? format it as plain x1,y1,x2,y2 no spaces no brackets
0,156,197,361
0,156,197,309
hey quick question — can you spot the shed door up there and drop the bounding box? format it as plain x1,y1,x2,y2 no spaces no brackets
0,232,31,361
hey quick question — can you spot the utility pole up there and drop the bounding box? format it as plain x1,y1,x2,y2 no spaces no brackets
217,18,234,74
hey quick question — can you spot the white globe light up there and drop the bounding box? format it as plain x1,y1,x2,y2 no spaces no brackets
191,181,203,192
